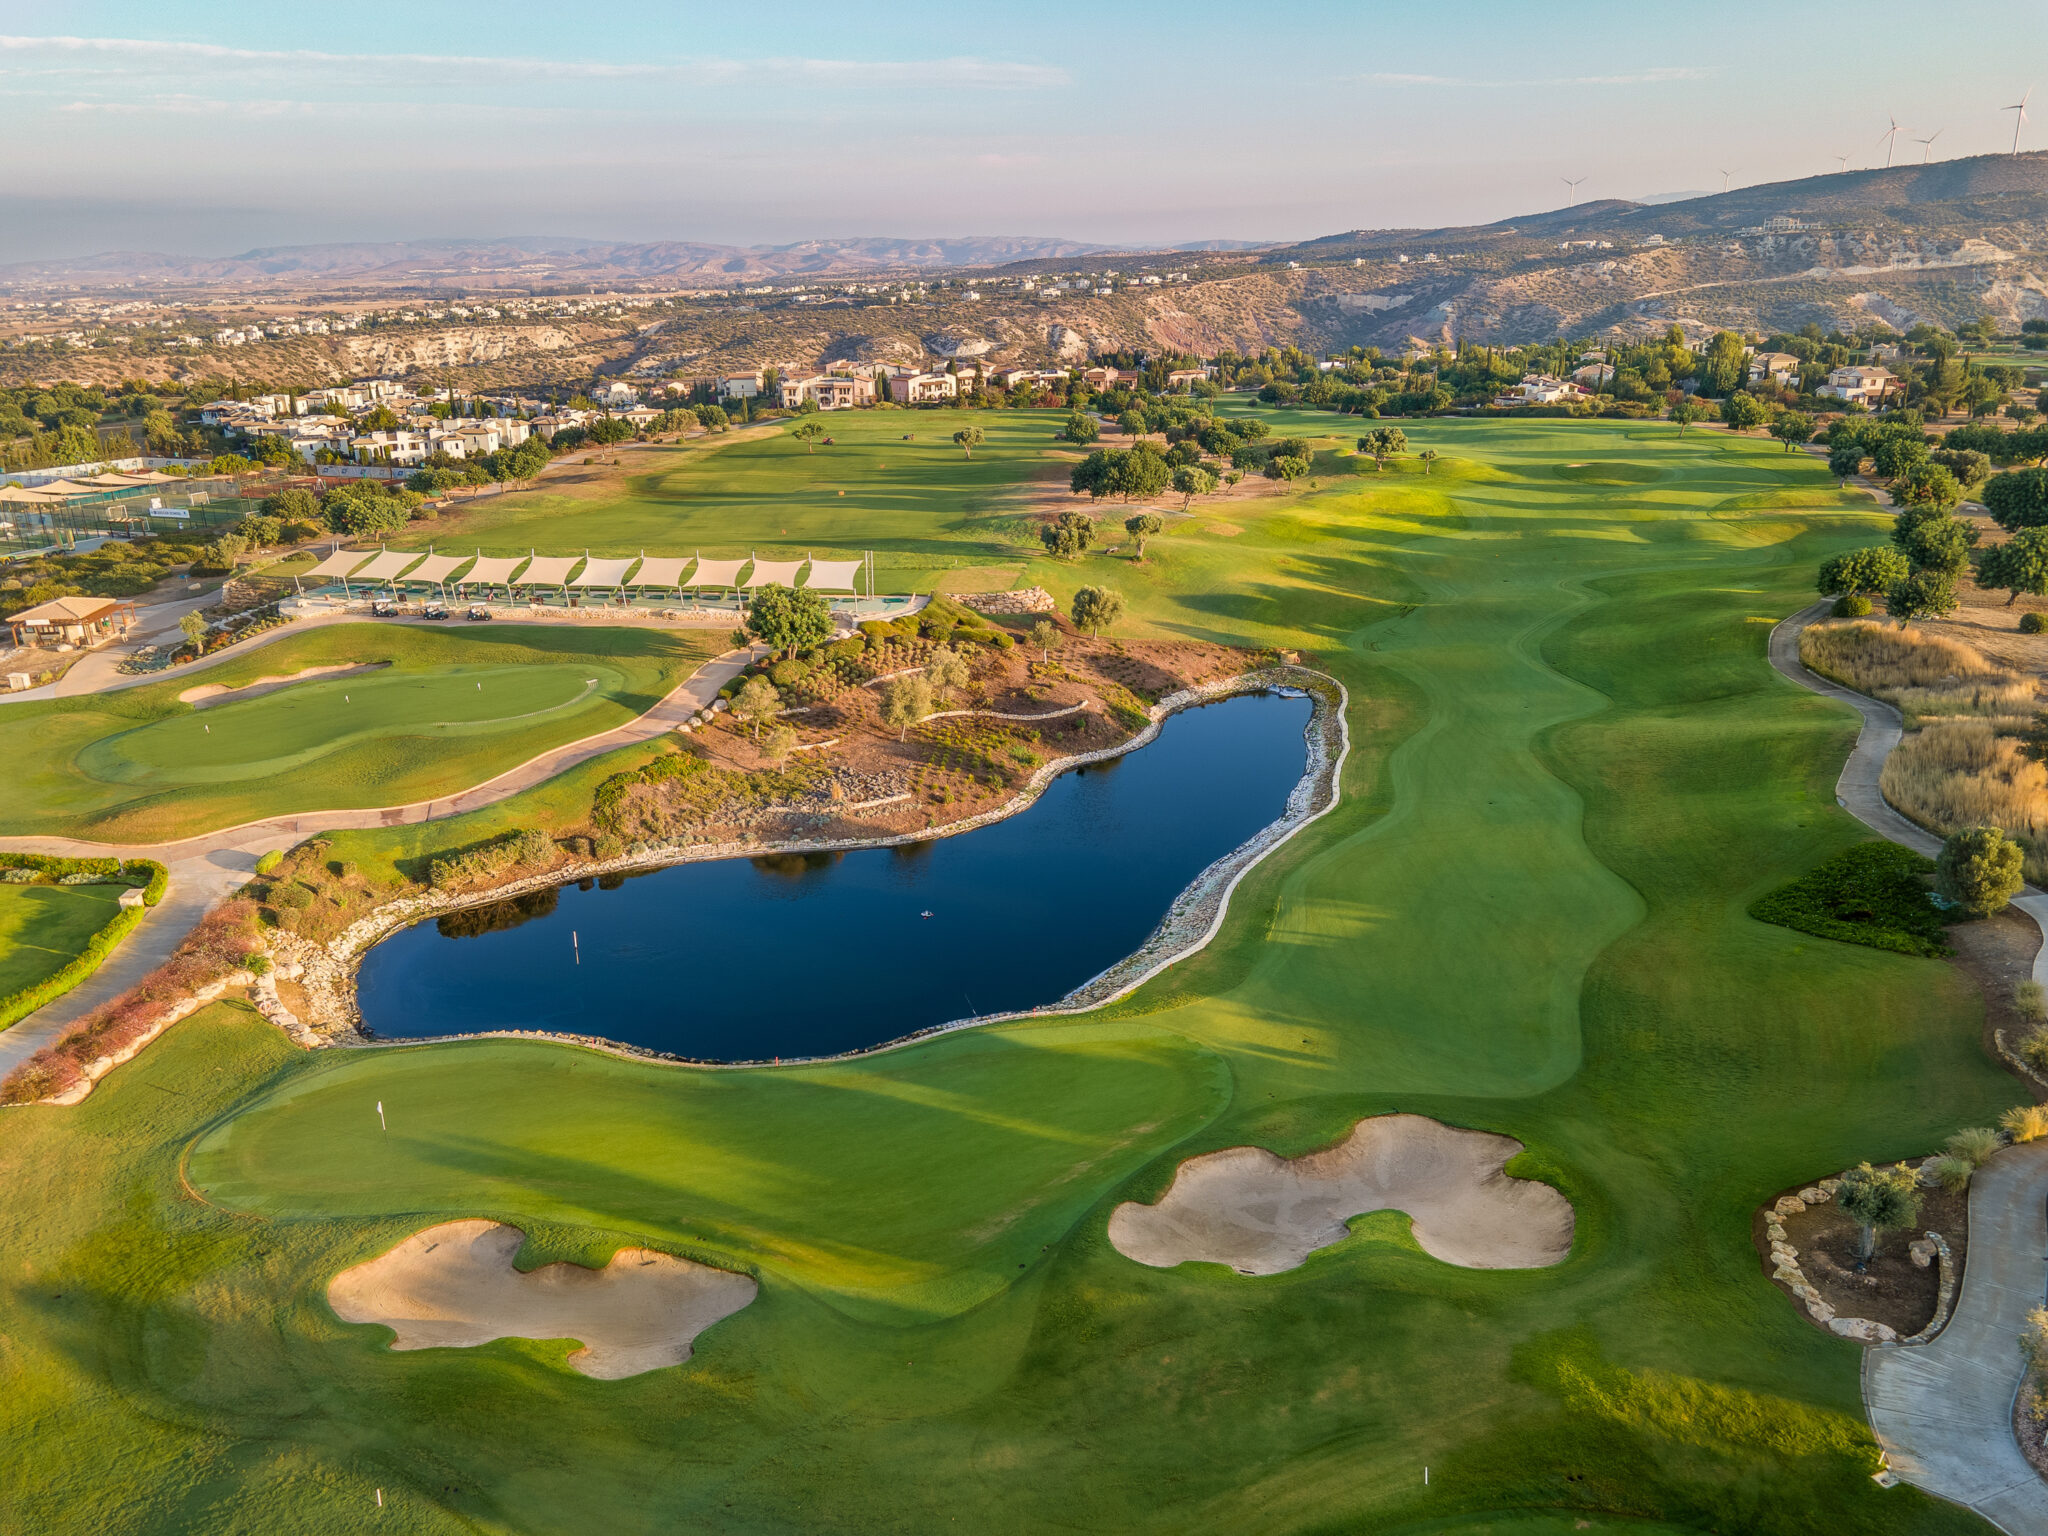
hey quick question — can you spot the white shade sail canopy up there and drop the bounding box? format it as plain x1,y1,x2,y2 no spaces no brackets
404,553,469,585
629,557,690,588
462,555,525,586
351,550,425,582
690,558,746,589
803,558,865,592
513,555,578,587
305,549,374,580
570,557,636,587
744,559,805,589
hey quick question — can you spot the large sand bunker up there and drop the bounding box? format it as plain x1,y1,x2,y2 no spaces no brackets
1108,1114,1574,1275
328,1219,757,1378
181,661,388,707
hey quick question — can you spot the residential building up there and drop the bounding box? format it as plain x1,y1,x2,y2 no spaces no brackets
718,372,764,400
887,372,959,405
349,429,429,466
779,374,876,410
1817,365,1896,405
1748,351,1803,387
1493,374,1587,408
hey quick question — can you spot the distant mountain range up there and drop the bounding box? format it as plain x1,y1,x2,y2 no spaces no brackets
0,234,1271,293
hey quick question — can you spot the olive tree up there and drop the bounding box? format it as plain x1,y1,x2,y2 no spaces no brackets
1027,618,1058,662
879,674,933,740
1171,464,1217,510
1768,410,1816,452
1977,527,2048,605
1887,569,1960,625
1072,585,1125,636
1124,511,1164,560
745,583,832,657
952,426,983,459
731,675,781,742
792,421,823,454
1041,509,1095,559
1938,825,2026,916
1837,1162,1923,1263
923,644,971,701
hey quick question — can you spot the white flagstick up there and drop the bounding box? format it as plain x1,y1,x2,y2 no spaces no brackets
376,1100,386,1132
573,930,580,965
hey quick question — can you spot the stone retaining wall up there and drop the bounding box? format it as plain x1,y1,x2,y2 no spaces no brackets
298,666,1348,1067
1763,1178,1959,1346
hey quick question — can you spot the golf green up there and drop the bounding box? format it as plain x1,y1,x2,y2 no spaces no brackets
0,622,711,842
0,419,2012,1535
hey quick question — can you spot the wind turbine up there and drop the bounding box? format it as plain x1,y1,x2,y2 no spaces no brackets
2008,89,2032,156
1717,169,1733,194
1833,154,1850,173
1877,114,1903,167
1914,128,1943,163
1560,175,1585,207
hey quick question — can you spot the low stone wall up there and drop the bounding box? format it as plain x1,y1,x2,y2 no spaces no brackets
299,666,1348,1066
953,587,1055,615
1763,1179,1958,1346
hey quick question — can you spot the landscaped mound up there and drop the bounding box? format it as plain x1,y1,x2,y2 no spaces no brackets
1107,1114,1573,1275
1747,842,1951,957
327,1219,757,1379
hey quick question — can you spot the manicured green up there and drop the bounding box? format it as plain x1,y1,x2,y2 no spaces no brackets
0,622,713,842
0,882,122,999
0,419,2013,1535
1749,841,1952,956
428,410,1080,592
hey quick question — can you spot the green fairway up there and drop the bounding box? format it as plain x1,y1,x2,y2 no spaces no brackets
431,409,1074,590
0,418,2014,1535
0,881,122,999
0,622,711,842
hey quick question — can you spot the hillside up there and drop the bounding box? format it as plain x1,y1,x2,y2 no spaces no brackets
10,152,2048,390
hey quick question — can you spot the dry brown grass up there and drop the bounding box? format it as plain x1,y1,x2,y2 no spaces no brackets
1800,621,2037,725
1881,721,2048,881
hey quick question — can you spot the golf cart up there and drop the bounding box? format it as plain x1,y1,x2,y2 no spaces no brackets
467,604,492,622
422,600,448,620
370,599,398,618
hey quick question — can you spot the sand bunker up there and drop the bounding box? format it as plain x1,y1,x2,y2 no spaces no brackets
1108,1114,1573,1275
327,1219,756,1378
181,661,388,707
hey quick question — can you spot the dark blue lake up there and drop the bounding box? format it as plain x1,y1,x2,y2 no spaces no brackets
357,690,1313,1060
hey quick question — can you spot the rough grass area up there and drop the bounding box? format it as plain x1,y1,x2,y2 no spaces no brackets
1748,841,1952,957
1882,721,2048,882
1799,619,2036,725
0,420,2003,1536
0,622,713,842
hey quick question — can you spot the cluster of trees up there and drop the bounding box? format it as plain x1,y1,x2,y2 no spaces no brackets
259,481,425,538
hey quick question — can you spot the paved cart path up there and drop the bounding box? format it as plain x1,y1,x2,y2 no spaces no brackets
1771,601,2048,1531
0,642,760,1077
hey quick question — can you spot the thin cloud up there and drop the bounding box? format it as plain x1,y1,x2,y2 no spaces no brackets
0,34,1068,89
1363,66,1713,88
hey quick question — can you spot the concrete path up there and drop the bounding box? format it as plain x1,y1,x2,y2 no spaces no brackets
1864,1143,2048,1533
0,641,763,1071
0,582,228,703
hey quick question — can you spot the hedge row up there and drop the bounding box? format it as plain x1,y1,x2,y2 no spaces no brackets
427,827,554,888
1747,841,1950,957
1,899,264,1104
0,855,170,1031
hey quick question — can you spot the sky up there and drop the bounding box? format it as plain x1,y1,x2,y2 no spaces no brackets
1,0,2044,263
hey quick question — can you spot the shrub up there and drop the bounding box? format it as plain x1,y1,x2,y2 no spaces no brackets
1831,594,1873,618
858,620,893,648
254,849,284,877
2002,1103,2048,1142
1937,825,2026,917
1746,841,1949,956
427,827,553,888
769,658,811,687
2020,979,2047,1021
1927,1155,1974,1192
2024,612,2048,635
245,953,272,977
1947,1126,2003,1166
271,883,314,910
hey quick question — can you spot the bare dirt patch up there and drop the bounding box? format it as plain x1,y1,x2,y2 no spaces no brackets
328,1219,756,1379
181,661,389,707
1108,1114,1574,1275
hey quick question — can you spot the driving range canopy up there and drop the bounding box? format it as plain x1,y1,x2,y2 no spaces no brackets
743,559,805,589
628,556,690,588
304,549,375,580
570,557,636,587
689,557,746,589
403,553,469,585
351,550,425,583
513,555,578,587
803,558,865,592
462,555,525,586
